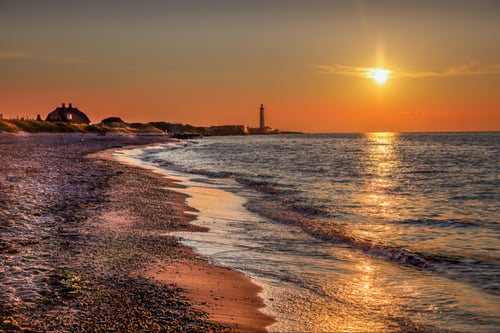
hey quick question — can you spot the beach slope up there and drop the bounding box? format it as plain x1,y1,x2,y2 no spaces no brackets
0,133,273,332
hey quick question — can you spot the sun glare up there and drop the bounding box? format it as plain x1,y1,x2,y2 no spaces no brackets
367,68,391,85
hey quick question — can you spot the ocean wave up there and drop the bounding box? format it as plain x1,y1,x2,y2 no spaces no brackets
133,135,500,297
143,151,294,196
279,197,331,217
245,197,500,295
396,218,481,229
236,178,290,195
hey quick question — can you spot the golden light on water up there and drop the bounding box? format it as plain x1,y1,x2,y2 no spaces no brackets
305,133,407,332
349,132,409,245
367,131,396,141
366,68,391,84
314,256,402,332
362,132,400,218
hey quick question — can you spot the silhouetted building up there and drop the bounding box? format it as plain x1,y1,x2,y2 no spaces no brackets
260,104,265,129
246,103,276,134
45,103,90,124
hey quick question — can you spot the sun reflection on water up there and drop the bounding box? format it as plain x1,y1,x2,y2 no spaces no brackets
347,132,412,245
310,133,410,331
309,255,404,332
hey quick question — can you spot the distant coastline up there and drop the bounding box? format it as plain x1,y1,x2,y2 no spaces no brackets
0,118,302,137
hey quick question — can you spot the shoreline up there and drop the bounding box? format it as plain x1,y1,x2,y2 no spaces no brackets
0,133,274,332
100,147,276,332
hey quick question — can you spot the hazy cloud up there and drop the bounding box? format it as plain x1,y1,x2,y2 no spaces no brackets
0,51,31,59
0,51,84,64
310,61,500,78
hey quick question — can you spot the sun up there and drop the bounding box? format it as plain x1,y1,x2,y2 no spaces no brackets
366,68,391,85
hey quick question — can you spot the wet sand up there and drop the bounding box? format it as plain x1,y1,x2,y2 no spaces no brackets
0,133,273,332
148,258,273,332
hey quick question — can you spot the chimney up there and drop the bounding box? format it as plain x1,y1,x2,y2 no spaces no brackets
69,103,72,108
62,103,66,109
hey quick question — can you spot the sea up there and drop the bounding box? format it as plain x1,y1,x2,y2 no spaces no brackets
115,132,500,332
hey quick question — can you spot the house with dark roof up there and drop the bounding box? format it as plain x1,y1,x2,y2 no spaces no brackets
46,103,90,124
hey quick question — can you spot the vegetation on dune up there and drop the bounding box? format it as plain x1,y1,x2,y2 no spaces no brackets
100,117,125,124
0,118,274,136
0,119,168,134
7,120,93,133
149,121,208,135
0,120,20,133
128,122,165,133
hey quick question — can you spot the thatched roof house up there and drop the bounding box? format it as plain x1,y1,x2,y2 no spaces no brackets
46,103,90,124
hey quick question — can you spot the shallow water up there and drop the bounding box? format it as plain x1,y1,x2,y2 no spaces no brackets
116,132,500,332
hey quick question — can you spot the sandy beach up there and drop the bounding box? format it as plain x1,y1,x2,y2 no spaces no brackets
0,133,274,332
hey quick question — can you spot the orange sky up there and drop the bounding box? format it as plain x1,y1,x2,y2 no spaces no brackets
1,0,499,132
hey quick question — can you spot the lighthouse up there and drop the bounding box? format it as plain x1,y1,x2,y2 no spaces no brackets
259,104,265,129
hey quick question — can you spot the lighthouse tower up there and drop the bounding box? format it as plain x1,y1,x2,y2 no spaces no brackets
259,104,265,129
